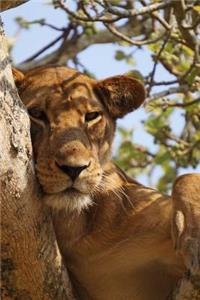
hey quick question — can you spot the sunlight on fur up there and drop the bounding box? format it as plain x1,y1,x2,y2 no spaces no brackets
44,192,92,213
13,65,200,300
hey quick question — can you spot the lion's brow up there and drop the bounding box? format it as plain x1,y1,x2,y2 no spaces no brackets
71,96,100,108
55,69,82,91
63,82,92,98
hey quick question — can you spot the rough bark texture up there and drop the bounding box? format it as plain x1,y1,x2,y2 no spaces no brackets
0,0,29,12
172,175,200,300
0,17,75,300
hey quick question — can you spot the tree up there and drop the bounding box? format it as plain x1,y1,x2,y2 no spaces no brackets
0,0,199,299
0,2,75,299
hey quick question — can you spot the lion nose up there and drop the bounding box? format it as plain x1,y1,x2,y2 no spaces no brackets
56,163,89,181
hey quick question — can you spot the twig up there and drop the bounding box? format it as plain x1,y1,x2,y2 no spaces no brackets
21,33,65,63
38,21,65,32
145,85,193,103
58,0,173,23
104,23,166,46
28,20,65,32
164,98,200,108
79,1,92,20
21,25,72,64
145,79,178,86
17,19,145,70
103,0,173,19
131,144,156,158
147,30,172,96
140,0,171,31
173,1,199,51
58,0,117,23
162,129,189,146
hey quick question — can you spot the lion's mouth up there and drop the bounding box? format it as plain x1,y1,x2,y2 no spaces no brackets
65,187,80,193
64,187,87,196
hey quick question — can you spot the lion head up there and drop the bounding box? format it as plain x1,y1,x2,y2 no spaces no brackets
13,66,145,212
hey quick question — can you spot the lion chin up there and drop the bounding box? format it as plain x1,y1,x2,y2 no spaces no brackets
44,188,93,213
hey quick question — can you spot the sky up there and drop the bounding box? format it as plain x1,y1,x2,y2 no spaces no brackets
1,0,199,187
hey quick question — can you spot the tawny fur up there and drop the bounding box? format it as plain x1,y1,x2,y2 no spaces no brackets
13,66,200,300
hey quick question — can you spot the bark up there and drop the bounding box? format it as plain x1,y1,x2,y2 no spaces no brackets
0,17,75,300
172,174,200,300
0,0,29,12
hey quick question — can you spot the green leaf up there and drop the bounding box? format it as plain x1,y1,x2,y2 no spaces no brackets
186,68,197,85
115,50,126,61
193,5,200,13
182,45,194,56
126,56,135,66
124,70,144,82
155,151,171,165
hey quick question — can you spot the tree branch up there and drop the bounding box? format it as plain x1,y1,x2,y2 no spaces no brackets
21,24,73,64
18,19,147,70
163,98,200,109
57,0,173,23
103,0,173,19
104,23,166,46
139,0,172,31
173,2,199,51
147,30,171,96
22,33,64,63
145,85,194,103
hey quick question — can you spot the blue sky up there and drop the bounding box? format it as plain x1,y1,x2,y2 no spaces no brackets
2,0,199,186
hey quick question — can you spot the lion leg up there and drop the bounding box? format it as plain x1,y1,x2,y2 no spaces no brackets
171,173,200,299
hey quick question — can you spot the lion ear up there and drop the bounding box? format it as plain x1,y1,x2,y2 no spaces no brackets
95,75,145,119
12,68,25,88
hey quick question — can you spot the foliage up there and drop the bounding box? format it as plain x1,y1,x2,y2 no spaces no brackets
7,0,200,192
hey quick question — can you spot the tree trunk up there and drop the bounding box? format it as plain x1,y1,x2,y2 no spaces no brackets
0,17,75,300
172,175,200,300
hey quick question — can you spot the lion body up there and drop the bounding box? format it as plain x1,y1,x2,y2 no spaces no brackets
53,166,184,300
14,65,200,300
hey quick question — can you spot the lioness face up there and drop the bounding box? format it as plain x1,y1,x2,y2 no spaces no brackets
14,66,145,212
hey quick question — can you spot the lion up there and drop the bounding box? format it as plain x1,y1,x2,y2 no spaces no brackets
13,66,200,300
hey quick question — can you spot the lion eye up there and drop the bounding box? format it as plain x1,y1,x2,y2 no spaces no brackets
85,111,101,122
28,108,47,122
